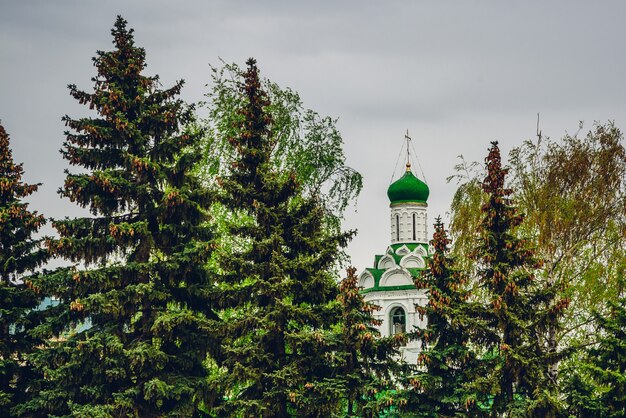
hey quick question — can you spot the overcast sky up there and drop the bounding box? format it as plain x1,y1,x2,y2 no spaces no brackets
1,1,625,271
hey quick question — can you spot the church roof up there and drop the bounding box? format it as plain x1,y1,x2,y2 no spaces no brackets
361,267,424,294
387,168,429,204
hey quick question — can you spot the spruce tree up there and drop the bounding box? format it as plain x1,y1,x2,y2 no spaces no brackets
403,217,475,417
212,58,352,417
470,141,555,415
0,123,47,417
336,266,403,417
18,17,216,417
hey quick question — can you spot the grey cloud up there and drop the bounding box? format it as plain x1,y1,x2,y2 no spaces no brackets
1,0,625,270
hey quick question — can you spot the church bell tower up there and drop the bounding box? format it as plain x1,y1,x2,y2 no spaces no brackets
358,133,430,364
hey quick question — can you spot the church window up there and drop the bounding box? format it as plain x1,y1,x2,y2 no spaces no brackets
390,306,406,335
412,213,416,241
396,214,400,241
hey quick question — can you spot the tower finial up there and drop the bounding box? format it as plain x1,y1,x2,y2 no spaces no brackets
405,130,412,172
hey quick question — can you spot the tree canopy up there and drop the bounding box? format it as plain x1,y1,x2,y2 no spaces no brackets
19,16,218,417
198,60,362,230
403,217,475,417
0,122,48,417
1,14,626,418
449,125,626,415
209,58,353,417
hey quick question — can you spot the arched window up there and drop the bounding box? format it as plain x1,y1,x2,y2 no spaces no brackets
396,214,400,241
412,213,416,241
390,306,406,335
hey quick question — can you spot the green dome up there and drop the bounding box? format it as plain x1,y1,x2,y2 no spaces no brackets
387,169,429,204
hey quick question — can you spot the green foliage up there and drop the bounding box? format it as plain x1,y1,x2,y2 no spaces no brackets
1,12,623,415
18,17,217,417
0,122,48,417
508,122,626,342
449,123,626,414
403,217,476,417
564,291,626,417
336,266,404,417
198,60,362,231
468,141,560,416
507,123,626,416
451,123,626,337
210,58,353,417
448,156,484,271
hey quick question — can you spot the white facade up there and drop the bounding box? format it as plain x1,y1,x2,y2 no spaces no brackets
357,159,431,364
358,199,430,364
360,278,428,363
390,202,428,244
358,244,429,364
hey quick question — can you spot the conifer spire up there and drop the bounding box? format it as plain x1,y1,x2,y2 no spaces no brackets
213,58,353,417
403,216,475,416
469,141,552,415
0,122,47,417
21,17,217,417
337,266,403,416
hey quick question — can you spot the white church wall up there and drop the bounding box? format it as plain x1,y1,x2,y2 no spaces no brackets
377,254,397,270
395,245,410,255
380,268,413,287
364,288,428,364
390,203,428,244
400,254,425,269
358,271,375,289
